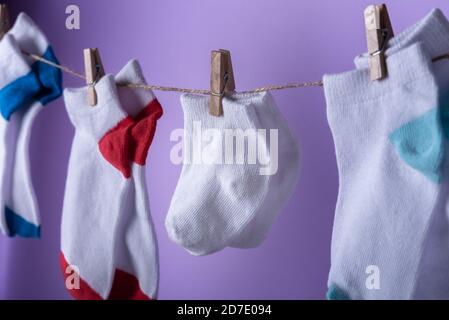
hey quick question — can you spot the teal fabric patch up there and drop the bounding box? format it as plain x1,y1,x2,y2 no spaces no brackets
439,97,449,139
389,108,444,183
5,206,41,238
326,284,350,300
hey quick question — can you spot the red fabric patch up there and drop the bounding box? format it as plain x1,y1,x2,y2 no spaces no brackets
60,252,151,300
60,252,102,300
98,116,134,178
108,269,151,300
129,99,163,165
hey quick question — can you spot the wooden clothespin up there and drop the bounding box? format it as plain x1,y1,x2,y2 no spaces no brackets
83,48,105,106
210,49,236,117
364,4,394,81
0,4,10,40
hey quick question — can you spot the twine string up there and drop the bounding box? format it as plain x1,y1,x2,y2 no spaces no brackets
22,49,449,94
22,50,324,94
24,51,86,79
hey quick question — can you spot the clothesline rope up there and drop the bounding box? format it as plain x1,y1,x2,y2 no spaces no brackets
22,50,324,95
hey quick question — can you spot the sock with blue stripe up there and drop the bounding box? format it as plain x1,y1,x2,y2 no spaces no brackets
0,33,41,236
0,13,62,238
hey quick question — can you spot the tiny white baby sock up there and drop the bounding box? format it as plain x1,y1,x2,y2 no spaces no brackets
166,94,272,255
229,92,300,248
112,60,162,299
2,13,62,237
61,75,135,299
324,43,442,299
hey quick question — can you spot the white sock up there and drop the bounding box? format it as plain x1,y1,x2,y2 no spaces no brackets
61,75,135,299
113,60,162,299
166,94,274,255
353,9,449,299
0,13,62,238
324,42,442,299
0,34,40,236
229,92,300,248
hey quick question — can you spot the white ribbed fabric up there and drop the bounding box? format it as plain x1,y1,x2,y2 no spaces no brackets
354,9,449,300
6,13,49,237
166,93,274,255
0,34,33,236
324,42,442,299
115,59,161,299
0,13,61,238
230,92,300,248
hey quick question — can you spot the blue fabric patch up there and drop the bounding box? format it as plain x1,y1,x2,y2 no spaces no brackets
0,70,40,120
5,206,41,238
326,284,350,300
32,46,63,106
389,108,444,183
0,46,62,121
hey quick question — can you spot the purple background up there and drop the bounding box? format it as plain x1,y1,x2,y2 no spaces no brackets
0,0,447,300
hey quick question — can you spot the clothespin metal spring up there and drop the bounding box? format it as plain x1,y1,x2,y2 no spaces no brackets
369,28,390,57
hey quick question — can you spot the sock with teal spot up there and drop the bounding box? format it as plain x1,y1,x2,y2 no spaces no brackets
324,43,442,299
354,9,449,299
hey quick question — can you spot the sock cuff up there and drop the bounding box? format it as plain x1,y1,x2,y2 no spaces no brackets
0,34,41,120
64,75,129,139
235,91,279,120
33,46,63,106
180,92,271,125
355,9,449,69
9,12,49,57
323,42,435,108
116,59,156,117
180,94,210,121
0,34,31,86
8,13,63,107
129,99,163,165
